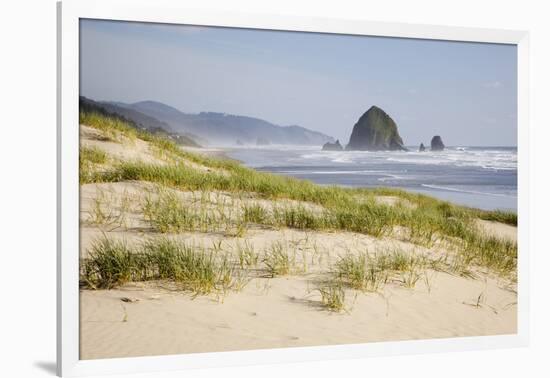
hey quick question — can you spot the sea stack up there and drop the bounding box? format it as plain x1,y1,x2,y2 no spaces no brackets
346,106,406,151
430,136,445,151
419,143,426,152
322,139,343,151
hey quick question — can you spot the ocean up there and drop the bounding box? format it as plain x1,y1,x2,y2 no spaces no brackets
226,146,517,211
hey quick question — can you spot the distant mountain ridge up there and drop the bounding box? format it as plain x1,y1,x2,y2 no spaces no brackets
117,100,335,146
82,98,173,132
79,97,200,147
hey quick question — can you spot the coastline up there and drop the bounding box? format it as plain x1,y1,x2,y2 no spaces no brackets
224,145,518,211
79,113,518,360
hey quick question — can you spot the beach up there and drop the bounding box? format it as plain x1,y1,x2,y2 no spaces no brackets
81,256,516,359
78,113,518,360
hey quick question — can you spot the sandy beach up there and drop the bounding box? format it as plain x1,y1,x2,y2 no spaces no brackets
80,269,515,359
78,118,517,360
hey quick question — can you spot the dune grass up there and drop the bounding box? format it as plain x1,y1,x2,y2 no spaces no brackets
80,146,108,184
80,238,136,289
85,153,477,243
332,243,495,294
262,241,299,277
80,110,518,277
142,189,212,233
235,240,259,269
272,205,328,230
475,209,517,226
80,237,246,296
369,187,517,226
242,203,269,224
317,282,348,313
80,111,147,144
335,252,390,292
141,188,247,236
80,146,107,165
460,233,517,276
85,188,129,230
334,248,465,292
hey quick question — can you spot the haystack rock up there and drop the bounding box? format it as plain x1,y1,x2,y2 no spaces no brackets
430,136,445,151
346,106,406,151
322,139,344,151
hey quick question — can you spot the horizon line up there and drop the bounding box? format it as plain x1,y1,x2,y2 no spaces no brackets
81,95,517,147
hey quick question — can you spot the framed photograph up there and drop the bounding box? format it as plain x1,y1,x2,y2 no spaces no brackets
57,0,529,376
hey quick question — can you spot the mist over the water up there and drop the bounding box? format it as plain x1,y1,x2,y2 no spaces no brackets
79,19,519,211
227,146,517,211
80,19,518,146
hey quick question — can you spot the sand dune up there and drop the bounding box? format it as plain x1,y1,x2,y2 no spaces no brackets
80,268,516,359
78,119,517,360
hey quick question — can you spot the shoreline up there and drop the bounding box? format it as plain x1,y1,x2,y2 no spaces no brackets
79,113,518,360
191,145,517,212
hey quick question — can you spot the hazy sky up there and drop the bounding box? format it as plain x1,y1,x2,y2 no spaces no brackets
80,19,517,146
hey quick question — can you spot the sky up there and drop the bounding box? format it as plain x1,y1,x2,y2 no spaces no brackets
80,19,518,146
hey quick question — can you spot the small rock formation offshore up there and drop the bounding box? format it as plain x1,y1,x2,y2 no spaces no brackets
346,106,406,151
419,143,426,152
430,136,445,151
322,139,344,151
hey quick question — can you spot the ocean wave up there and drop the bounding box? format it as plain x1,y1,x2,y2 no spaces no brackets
278,169,398,175
377,174,409,182
299,148,517,171
421,184,516,198
386,151,516,171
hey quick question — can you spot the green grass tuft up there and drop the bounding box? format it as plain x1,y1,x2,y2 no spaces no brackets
317,282,348,312
242,204,269,224
80,111,518,277
262,241,300,277
335,252,389,292
80,146,107,164
80,237,246,296
80,238,137,289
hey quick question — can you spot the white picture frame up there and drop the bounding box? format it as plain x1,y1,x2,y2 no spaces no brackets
57,0,530,376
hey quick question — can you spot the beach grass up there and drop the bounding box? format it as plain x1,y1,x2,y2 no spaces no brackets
80,146,108,165
236,240,259,269
333,247,481,292
80,110,518,277
80,237,136,289
334,252,389,292
272,205,327,230
141,187,249,236
262,241,298,277
242,204,269,224
80,237,246,296
86,188,128,229
80,146,108,184
475,209,517,226
142,189,208,233
317,282,348,312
